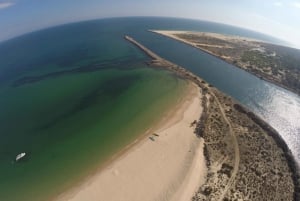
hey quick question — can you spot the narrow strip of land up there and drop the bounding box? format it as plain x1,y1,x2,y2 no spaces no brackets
125,35,297,201
55,35,297,201
212,93,240,201
150,30,300,96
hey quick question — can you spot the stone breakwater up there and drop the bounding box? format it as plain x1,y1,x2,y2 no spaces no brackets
125,35,299,200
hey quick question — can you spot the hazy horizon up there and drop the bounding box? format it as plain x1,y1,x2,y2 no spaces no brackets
0,0,300,48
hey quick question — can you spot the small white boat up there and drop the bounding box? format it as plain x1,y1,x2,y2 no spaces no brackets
15,152,26,161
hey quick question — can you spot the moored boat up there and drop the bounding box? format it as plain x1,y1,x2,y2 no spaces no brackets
15,152,26,162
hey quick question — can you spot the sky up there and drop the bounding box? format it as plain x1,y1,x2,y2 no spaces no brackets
0,0,300,48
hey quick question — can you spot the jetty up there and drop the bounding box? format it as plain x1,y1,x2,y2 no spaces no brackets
125,35,174,67
125,36,162,60
125,35,299,200
125,35,205,86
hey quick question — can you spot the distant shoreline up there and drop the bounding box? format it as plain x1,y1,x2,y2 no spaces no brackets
150,30,300,96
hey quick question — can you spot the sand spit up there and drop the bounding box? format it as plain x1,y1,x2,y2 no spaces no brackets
126,35,298,200
150,30,300,96
55,34,298,201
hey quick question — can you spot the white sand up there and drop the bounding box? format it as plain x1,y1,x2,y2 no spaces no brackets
55,83,206,201
150,30,201,49
151,30,261,43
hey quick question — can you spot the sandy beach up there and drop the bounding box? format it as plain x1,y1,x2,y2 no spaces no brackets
149,30,261,60
55,82,206,201
150,30,261,44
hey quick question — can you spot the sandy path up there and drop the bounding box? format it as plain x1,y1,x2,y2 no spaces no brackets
212,93,240,201
55,83,206,201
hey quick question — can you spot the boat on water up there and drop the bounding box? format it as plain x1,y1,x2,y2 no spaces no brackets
15,152,26,162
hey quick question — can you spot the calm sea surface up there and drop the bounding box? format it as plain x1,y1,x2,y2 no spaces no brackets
0,17,299,200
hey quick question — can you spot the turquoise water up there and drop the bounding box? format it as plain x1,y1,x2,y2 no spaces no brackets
0,19,187,201
0,17,299,200
0,67,186,201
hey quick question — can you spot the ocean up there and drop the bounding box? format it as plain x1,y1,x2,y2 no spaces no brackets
0,17,299,201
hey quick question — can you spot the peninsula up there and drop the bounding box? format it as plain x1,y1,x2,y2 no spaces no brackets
151,30,300,96
55,35,299,201
125,35,299,200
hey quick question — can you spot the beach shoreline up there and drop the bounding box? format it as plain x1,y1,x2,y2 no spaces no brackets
54,81,206,201
54,32,298,201
125,35,298,200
